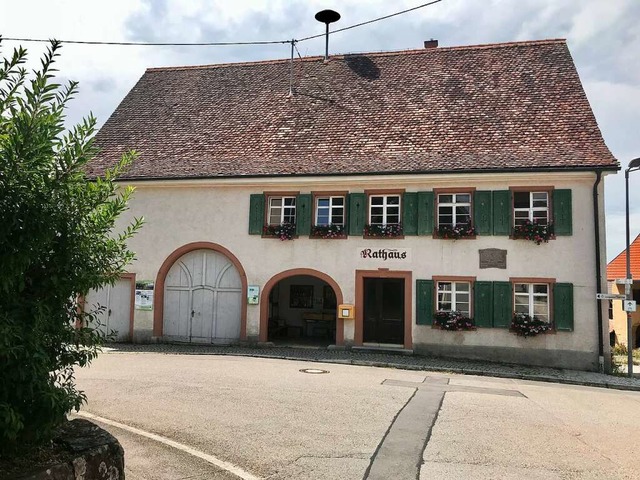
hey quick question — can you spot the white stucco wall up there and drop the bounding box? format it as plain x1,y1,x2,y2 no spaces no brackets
115,170,610,370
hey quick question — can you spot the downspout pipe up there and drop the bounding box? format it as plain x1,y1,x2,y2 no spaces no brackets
593,170,604,371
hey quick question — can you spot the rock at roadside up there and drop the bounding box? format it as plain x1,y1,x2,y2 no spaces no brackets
3,419,125,480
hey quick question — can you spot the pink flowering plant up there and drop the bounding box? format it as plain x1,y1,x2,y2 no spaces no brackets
433,311,475,331
512,220,554,245
364,223,403,238
437,224,476,239
311,224,346,239
511,313,552,337
263,223,295,240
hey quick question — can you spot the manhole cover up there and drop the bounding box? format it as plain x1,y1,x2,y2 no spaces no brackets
299,368,329,374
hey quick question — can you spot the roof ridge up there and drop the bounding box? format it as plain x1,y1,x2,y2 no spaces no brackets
146,38,567,73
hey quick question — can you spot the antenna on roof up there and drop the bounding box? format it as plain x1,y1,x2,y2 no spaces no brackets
315,9,341,62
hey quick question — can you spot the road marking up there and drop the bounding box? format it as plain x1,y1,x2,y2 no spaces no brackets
76,411,262,480
365,376,525,479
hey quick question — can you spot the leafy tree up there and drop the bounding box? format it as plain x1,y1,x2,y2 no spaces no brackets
0,38,142,453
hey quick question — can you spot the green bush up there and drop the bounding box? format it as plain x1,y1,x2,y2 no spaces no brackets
0,39,142,454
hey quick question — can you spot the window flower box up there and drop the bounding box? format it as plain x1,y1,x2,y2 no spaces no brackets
310,224,346,239
263,223,296,240
364,223,403,238
437,224,476,239
433,311,475,331
511,313,552,337
512,220,554,245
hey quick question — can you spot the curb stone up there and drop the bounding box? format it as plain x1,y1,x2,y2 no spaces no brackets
102,343,640,392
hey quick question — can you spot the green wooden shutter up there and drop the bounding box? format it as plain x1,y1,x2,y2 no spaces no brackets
554,283,574,331
248,194,265,235
492,190,511,236
474,281,493,327
493,281,512,328
416,279,434,325
474,191,492,236
348,193,366,236
417,191,435,236
296,194,312,236
403,192,418,235
553,189,572,236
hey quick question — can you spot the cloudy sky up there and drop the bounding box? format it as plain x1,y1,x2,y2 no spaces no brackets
2,0,639,261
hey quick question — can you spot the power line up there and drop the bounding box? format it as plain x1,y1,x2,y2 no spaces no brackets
0,37,290,46
0,0,445,48
297,0,444,42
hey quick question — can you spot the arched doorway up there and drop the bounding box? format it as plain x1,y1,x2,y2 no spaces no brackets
154,242,247,343
260,269,344,346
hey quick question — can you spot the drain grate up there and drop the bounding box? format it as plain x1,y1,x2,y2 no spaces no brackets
299,368,329,374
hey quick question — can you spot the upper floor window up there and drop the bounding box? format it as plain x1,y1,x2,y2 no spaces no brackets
437,281,471,316
514,283,549,322
437,193,471,228
268,196,296,225
369,195,401,225
316,196,345,226
514,191,548,226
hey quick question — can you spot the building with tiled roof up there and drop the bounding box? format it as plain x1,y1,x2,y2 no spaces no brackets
607,235,640,348
87,39,619,372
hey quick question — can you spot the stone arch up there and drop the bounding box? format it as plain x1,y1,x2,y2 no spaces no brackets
154,242,248,340
260,268,344,345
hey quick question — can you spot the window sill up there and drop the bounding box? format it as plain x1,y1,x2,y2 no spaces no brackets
309,234,348,240
431,324,477,332
433,234,477,240
262,234,299,240
363,235,405,240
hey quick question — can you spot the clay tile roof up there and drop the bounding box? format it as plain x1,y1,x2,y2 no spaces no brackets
607,234,640,280
89,39,618,180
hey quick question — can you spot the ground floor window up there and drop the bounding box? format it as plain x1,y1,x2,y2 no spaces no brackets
437,281,470,316
514,283,549,322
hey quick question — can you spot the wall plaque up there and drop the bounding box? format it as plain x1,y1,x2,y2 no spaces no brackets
479,248,507,269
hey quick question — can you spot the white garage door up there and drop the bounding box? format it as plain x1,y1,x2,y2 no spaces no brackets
85,278,132,342
163,249,242,343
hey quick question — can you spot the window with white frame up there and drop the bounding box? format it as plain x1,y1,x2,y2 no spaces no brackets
315,196,345,226
268,196,296,225
513,191,549,226
369,195,401,225
438,193,472,227
437,281,471,316
514,283,549,322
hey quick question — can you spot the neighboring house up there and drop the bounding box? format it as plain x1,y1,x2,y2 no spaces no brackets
607,234,640,348
88,39,618,371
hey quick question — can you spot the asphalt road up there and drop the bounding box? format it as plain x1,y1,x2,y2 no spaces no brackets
74,352,640,479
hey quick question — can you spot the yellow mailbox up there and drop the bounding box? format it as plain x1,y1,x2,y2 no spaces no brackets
338,304,355,320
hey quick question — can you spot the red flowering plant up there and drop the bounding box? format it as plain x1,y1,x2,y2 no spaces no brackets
263,223,295,240
311,224,345,239
512,220,554,245
433,311,475,331
364,223,403,238
437,224,476,239
511,313,552,337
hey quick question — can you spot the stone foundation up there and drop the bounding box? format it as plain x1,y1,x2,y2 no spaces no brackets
16,419,124,480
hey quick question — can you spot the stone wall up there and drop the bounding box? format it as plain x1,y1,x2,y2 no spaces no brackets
16,419,124,480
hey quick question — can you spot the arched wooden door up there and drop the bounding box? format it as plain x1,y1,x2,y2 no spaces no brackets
163,249,242,343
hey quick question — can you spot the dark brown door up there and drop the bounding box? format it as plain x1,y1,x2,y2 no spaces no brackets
363,278,404,344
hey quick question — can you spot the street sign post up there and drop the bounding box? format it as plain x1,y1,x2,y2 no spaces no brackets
595,293,626,300
616,278,634,285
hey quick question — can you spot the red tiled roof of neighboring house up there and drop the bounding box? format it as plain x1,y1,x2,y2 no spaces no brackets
89,39,618,180
607,234,640,280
